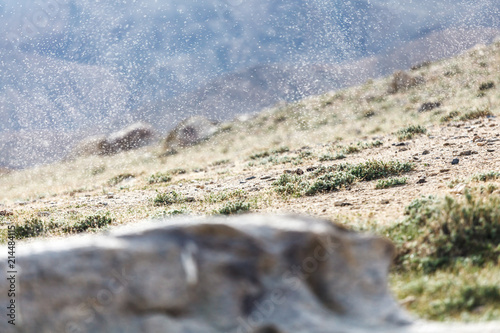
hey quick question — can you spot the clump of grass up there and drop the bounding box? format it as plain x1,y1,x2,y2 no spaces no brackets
472,171,500,182
153,191,185,206
13,218,59,239
384,192,500,273
170,168,187,175
375,177,407,189
272,174,310,197
277,160,414,197
306,172,355,196
459,108,493,121
211,159,231,166
148,172,172,184
440,110,461,123
391,264,500,321
319,152,346,161
395,125,427,141
108,173,135,186
479,81,495,91
249,146,290,160
216,201,251,215
62,214,113,233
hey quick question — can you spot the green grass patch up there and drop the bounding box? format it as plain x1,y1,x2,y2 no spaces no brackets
62,214,113,233
216,201,251,215
13,218,59,239
274,160,414,197
471,171,500,182
391,263,500,321
395,125,427,141
147,172,172,184
153,191,186,206
384,192,500,273
375,177,407,189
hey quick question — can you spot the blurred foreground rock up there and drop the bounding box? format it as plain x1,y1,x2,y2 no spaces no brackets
163,116,219,152
70,122,156,157
1,215,498,333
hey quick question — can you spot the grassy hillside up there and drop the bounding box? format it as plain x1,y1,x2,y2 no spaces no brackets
1,39,500,322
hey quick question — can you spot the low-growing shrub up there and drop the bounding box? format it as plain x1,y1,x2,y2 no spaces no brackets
148,172,172,184
375,177,407,189
153,191,185,206
395,125,427,141
385,192,500,273
471,171,500,182
459,108,493,121
216,201,251,215
62,214,113,233
14,219,59,239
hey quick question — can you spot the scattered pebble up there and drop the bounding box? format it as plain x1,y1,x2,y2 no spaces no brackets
392,142,407,146
380,200,390,204
260,176,272,180
306,167,317,172
0,210,13,216
245,176,256,181
451,158,459,165
416,177,426,184
440,169,450,173
422,150,430,155
334,201,352,207
487,149,495,152
295,168,304,175
185,197,196,202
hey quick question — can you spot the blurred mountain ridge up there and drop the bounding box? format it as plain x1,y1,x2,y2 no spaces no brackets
0,0,499,168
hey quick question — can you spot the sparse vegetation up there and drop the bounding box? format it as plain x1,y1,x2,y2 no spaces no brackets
13,214,113,239
62,214,113,233
153,191,186,206
216,201,251,215
383,192,500,273
148,172,172,184
108,173,135,186
459,108,493,121
395,125,427,141
472,171,500,182
375,177,407,189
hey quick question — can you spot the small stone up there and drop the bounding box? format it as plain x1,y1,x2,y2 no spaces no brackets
0,210,13,216
459,150,472,156
284,170,293,174
334,201,352,207
185,197,196,202
392,142,407,147
416,177,426,184
245,176,256,181
477,142,486,146
440,169,450,173
306,167,317,172
413,156,420,161
295,168,304,175
260,176,271,180
487,149,495,152
380,200,390,205
451,158,459,165
422,150,430,155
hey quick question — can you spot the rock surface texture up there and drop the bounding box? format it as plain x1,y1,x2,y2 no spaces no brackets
164,116,219,150
0,215,498,333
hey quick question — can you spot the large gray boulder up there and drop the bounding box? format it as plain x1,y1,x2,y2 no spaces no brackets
0,215,498,333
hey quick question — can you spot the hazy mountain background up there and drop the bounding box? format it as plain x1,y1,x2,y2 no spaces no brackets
0,0,499,168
